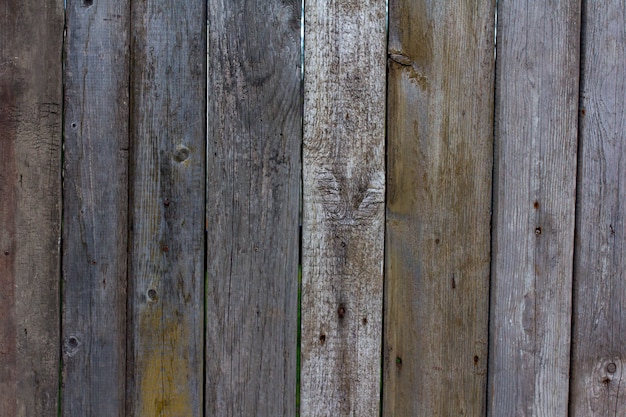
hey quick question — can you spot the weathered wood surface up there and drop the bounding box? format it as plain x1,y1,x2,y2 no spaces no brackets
0,1,63,416
300,1,386,416
127,1,206,415
384,2,495,416
570,2,626,415
62,1,130,415
489,1,580,416
205,1,301,416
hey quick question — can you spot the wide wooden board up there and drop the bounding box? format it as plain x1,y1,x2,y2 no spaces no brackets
384,2,495,416
489,1,580,415
205,1,301,416
300,1,387,416
0,1,63,416
62,1,130,415
127,1,206,415
570,2,626,415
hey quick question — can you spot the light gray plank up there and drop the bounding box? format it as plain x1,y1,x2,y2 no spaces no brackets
205,1,301,416
488,1,580,416
300,1,386,416
62,1,129,416
570,2,626,415
384,2,495,416
127,1,205,415
0,1,63,416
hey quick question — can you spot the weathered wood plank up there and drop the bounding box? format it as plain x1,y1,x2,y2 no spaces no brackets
205,1,301,416
62,1,130,415
127,1,205,415
488,1,580,416
0,1,63,416
383,2,495,416
300,1,386,416
570,3,626,415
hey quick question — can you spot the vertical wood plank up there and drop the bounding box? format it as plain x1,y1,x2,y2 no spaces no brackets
489,1,580,416
384,2,495,416
301,1,386,416
0,1,63,416
205,1,301,416
570,2,626,415
62,1,129,415
127,1,206,415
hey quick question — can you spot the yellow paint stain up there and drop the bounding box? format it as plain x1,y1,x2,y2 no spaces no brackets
138,311,195,417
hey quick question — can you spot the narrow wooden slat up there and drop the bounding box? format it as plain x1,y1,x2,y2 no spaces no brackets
0,1,63,416
489,1,580,415
127,1,206,415
205,1,301,416
62,1,130,415
570,3,626,415
300,1,386,416
383,2,495,416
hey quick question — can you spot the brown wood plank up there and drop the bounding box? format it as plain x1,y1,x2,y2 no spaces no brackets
570,2,626,415
488,1,580,415
205,1,301,416
0,1,63,416
300,1,386,416
127,1,206,415
61,1,130,415
383,2,495,416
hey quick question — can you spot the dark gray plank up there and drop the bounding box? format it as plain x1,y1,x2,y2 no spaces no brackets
489,1,580,415
384,2,495,416
0,1,63,416
300,1,387,416
205,2,301,416
127,1,205,415
570,2,626,415
62,1,130,416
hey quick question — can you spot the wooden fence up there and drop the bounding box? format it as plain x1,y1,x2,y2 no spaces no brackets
1,0,625,416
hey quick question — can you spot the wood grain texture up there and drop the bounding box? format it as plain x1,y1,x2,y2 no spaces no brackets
127,1,205,415
0,1,63,416
300,1,386,416
62,1,129,416
205,1,301,416
570,2,626,415
384,2,495,416
488,1,580,416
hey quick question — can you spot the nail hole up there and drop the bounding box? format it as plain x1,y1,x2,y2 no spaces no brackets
435,238,440,245
147,289,158,301
362,317,368,325
319,333,326,344
473,355,479,365
337,305,345,319
535,227,542,236
71,122,77,129
164,198,170,207
68,336,79,348
174,145,190,162
533,201,539,209
395,357,402,368
3,251,9,256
